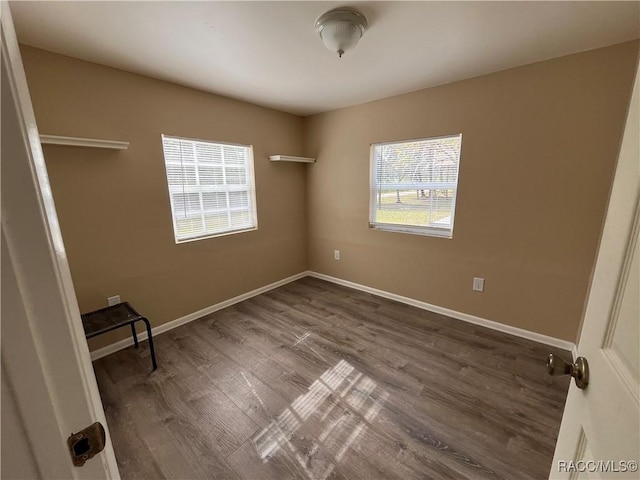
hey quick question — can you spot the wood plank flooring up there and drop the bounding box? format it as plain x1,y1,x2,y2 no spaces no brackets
93,277,570,480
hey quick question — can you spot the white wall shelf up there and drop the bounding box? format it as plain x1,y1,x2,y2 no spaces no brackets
40,135,129,150
269,155,315,163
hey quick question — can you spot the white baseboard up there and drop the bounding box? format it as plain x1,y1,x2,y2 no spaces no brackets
307,271,575,353
91,269,575,361
89,271,310,361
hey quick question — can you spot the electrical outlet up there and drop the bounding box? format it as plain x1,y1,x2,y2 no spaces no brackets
473,278,485,292
107,295,121,306
334,250,340,260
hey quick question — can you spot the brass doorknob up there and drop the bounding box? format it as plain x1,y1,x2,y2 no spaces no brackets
546,353,589,389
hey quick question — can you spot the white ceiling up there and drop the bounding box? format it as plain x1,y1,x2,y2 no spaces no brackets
10,1,640,116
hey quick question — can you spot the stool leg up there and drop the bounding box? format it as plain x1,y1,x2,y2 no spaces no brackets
141,317,157,371
130,322,139,349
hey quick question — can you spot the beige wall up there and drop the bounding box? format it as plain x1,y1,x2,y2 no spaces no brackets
304,41,639,342
21,42,638,349
20,46,308,350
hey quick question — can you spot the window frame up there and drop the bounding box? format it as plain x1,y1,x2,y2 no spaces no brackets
161,134,258,244
369,133,462,239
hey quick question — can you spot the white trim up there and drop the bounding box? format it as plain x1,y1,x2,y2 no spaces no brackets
369,222,453,238
269,155,315,163
40,134,129,149
162,133,252,149
308,271,575,353
371,133,462,147
89,271,309,360
3,4,120,476
572,344,579,361
91,269,574,361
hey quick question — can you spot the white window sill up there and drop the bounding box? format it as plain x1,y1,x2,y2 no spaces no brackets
369,223,453,239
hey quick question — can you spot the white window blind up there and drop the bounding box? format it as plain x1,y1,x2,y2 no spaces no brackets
370,134,462,238
161,135,257,242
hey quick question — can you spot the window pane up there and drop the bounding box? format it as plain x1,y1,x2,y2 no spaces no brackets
202,191,227,211
198,165,224,186
182,165,197,186
195,142,222,163
370,134,462,237
184,193,201,214
175,216,204,238
204,212,229,232
229,191,249,209
225,166,247,185
163,138,182,162
223,145,246,165
178,141,195,163
165,163,183,186
230,210,252,228
372,189,455,227
162,135,257,242
172,193,185,215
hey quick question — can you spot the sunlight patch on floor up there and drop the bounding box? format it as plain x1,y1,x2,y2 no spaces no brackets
252,358,389,480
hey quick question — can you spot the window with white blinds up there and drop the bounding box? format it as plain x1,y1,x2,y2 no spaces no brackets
370,134,462,238
161,135,257,242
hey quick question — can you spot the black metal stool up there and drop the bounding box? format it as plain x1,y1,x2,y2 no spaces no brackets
81,302,157,371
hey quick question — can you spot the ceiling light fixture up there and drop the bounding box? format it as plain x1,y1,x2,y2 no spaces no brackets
315,7,368,58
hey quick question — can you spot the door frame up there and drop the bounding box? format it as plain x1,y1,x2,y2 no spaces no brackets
1,2,119,478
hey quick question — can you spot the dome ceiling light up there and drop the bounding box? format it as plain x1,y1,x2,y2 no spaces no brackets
315,7,368,58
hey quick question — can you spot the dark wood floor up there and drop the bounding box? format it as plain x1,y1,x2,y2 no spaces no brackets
94,277,570,480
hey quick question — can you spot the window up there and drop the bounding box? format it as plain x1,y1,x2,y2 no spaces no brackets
370,134,462,238
161,135,257,242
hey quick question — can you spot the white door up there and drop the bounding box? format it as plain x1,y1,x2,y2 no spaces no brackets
549,62,640,478
1,3,119,478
